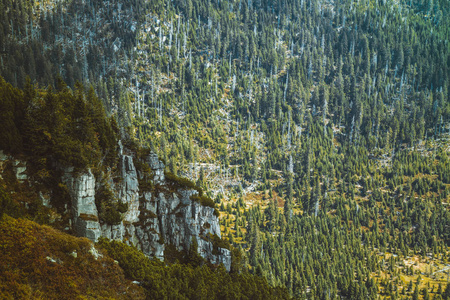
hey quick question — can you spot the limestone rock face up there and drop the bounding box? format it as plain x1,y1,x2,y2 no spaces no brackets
135,191,165,260
120,155,140,223
214,248,232,268
0,150,8,161
134,158,231,270
157,189,220,251
13,160,27,182
146,152,165,184
62,150,231,271
62,168,101,242
0,152,27,182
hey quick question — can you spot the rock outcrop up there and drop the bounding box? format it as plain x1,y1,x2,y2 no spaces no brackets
62,150,232,271
62,168,102,242
0,151,27,182
120,155,140,224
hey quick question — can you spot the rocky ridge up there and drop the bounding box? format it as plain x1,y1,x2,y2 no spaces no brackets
61,151,231,270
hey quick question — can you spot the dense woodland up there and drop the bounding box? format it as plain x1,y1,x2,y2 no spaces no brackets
0,77,291,299
1,0,450,298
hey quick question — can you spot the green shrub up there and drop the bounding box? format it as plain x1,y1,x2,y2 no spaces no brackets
101,205,123,225
213,208,220,217
138,179,154,192
164,173,219,215
190,194,220,216
134,157,154,192
0,182,17,218
51,182,71,211
207,233,231,254
117,201,129,213
190,194,215,208
165,171,202,195
95,182,127,225
97,238,291,299
137,208,158,225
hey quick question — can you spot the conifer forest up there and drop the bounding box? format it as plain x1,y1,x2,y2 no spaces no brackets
0,0,449,298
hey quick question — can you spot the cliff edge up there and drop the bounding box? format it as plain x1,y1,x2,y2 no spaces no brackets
60,150,231,270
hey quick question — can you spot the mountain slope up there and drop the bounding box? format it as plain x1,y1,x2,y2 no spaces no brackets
0,214,146,299
0,213,291,299
1,0,450,298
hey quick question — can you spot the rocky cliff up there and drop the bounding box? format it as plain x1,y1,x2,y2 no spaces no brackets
61,151,231,271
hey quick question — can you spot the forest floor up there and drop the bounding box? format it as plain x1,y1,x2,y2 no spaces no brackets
373,250,450,299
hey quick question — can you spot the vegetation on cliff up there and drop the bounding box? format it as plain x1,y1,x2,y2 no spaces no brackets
0,76,119,171
0,215,146,299
97,238,291,300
